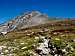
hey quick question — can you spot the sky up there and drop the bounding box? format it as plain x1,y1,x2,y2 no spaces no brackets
0,0,75,24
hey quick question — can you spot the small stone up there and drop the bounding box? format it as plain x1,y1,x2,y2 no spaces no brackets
60,35,65,37
53,32,58,35
70,47,74,51
23,17,26,18
1,32,7,35
20,42,24,45
4,50,9,53
53,47,56,50
8,47,12,50
44,28,49,32
73,39,75,42
40,31,44,33
54,54,58,56
26,34,31,36
55,38,60,40
62,49,66,52
14,39,17,41
21,47,27,49
1,52,4,55
31,32,34,34
8,54,14,56
35,37,39,40
25,30,28,32
52,51,55,53
40,36,45,39
0,46,7,48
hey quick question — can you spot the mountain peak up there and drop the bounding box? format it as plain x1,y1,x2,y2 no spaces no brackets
0,11,48,34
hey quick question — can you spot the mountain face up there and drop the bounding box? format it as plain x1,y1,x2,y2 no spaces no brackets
0,11,48,34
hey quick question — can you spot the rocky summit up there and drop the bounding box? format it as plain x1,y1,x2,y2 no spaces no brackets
0,11,48,34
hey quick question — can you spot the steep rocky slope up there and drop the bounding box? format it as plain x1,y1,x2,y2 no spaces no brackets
0,11,48,34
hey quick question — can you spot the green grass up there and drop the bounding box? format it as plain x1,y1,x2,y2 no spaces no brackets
0,22,75,56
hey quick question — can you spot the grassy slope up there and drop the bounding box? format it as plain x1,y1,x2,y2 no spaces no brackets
0,19,75,56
